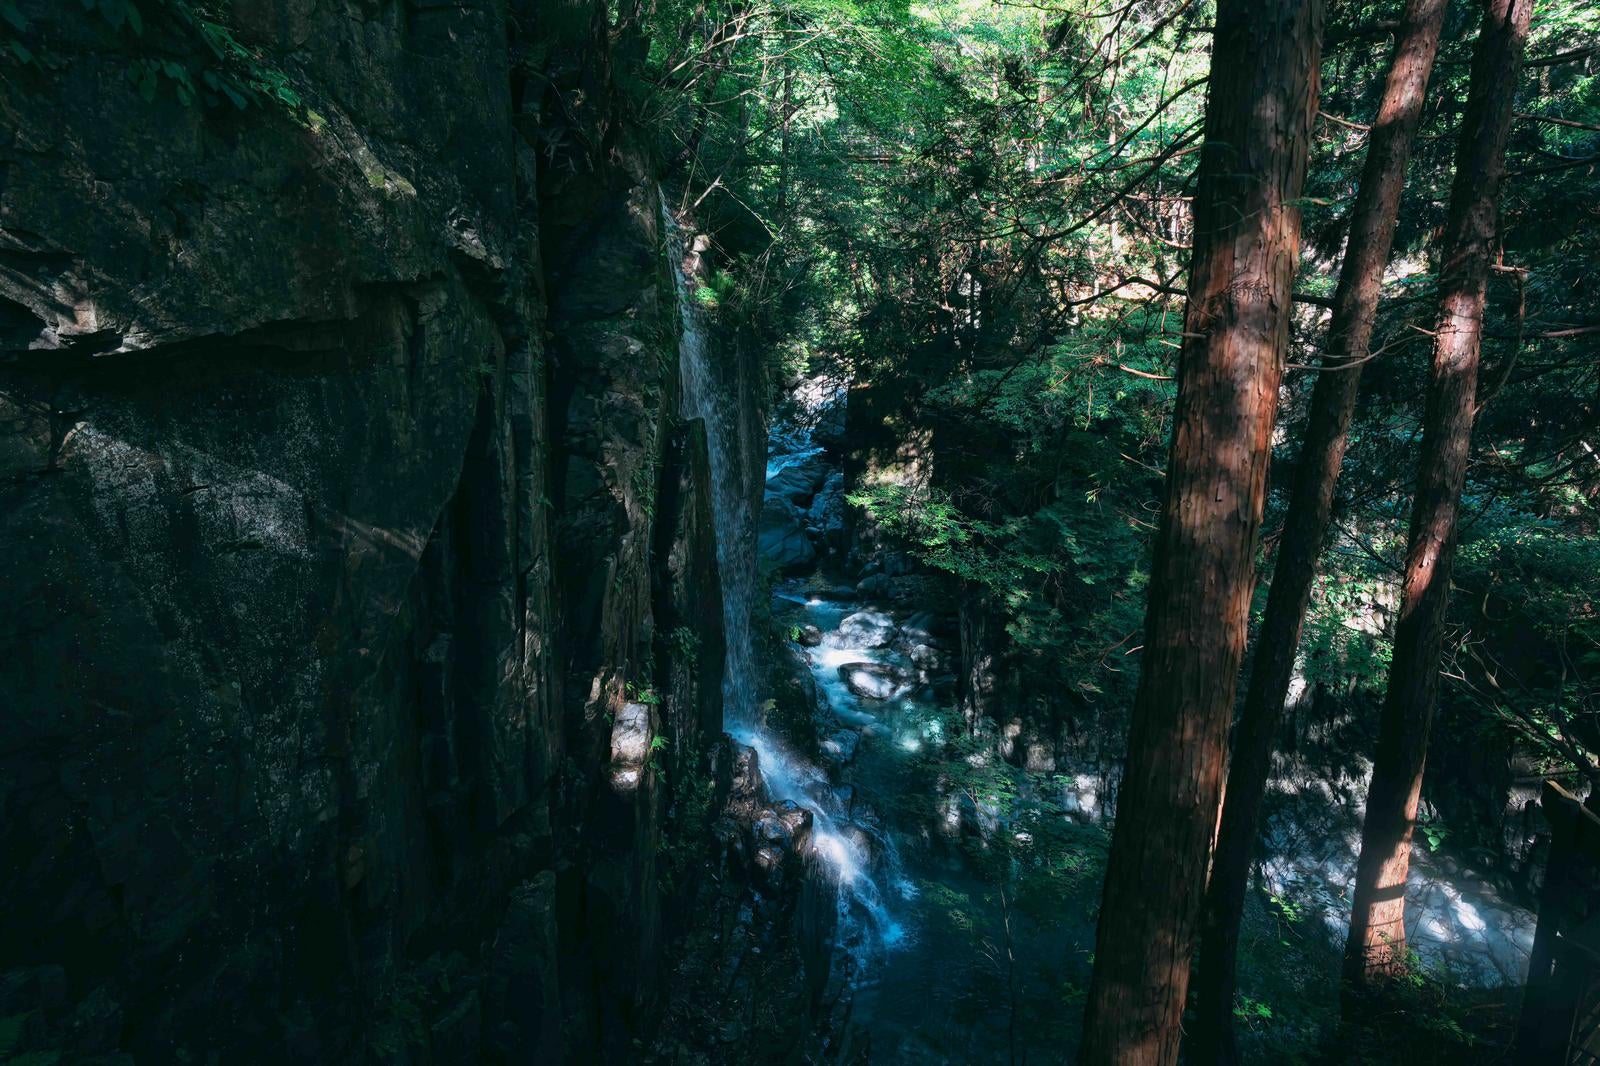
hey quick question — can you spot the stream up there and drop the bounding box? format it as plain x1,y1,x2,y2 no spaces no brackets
672,196,1066,1058
669,193,1539,1062
752,378,1543,1061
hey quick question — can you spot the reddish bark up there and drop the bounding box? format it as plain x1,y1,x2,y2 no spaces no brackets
1076,1,1323,1062
1188,3,1450,1061
1342,0,1533,993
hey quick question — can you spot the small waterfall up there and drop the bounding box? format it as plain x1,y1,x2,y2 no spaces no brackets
666,197,759,722
663,191,907,967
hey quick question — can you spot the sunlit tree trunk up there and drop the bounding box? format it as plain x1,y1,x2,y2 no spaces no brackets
777,15,795,217
1077,2,1323,1063
1189,3,1450,1061
1342,0,1533,996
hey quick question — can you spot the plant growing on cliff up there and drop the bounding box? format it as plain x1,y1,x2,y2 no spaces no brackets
626,681,662,706
0,0,312,118
668,625,701,666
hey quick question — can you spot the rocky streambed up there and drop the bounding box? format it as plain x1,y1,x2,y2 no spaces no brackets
747,373,1545,1061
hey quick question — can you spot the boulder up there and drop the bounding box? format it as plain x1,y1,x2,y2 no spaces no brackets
812,393,848,452
836,610,897,649
806,471,848,550
729,743,768,814
855,573,894,600
857,574,938,604
819,729,862,770
837,662,909,702
899,610,954,645
749,800,813,893
767,450,828,506
754,800,814,853
607,702,653,793
759,494,817,572
796,624,824,647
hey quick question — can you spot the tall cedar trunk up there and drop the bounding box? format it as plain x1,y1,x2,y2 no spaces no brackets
1076,2,1322,1062
1188,3,1450,1061
777,23,795,217
1341,0,1532,993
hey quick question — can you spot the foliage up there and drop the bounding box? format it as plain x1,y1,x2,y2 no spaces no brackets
636,0,1596,1055
1,0,309,120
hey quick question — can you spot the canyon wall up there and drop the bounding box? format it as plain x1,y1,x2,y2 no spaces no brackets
0,1,745,1060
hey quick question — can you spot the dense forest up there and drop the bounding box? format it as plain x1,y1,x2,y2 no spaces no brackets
1,0,1598,1062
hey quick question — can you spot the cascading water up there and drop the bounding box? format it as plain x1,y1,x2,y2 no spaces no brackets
666,197,759,723
662,191,908,968
667,191,1538,1057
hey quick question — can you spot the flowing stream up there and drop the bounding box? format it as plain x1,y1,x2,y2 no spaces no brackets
666,193,1536,1062
665,195,910,980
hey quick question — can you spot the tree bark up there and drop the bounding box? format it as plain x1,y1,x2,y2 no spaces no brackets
1341,0,1533,995
777,18,795,217
1076,2,1322,1063
1188,3,1450,1061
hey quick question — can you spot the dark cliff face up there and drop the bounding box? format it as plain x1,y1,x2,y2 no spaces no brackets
0,2,736,1061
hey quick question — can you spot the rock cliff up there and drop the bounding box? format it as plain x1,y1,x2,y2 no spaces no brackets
0,1,752,1060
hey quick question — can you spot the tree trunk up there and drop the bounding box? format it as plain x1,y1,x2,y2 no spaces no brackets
1188,3,1450,1061
1342,0,1533,995
777,21,795,217
1076,2,1322,1063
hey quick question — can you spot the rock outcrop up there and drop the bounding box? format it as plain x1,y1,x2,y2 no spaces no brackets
759,492,817,572
0,1,755,1061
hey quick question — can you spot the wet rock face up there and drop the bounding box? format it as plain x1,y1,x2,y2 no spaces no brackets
654,421,728,778
820,729,862,771
806,471,849,551
759,492,818,571
767,450,829,506
811,394,848,454
0,2,736,1061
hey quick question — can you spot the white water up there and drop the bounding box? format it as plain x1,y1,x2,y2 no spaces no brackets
663,191,908,968
667,199,759,722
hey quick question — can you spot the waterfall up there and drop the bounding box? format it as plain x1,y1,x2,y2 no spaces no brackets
662,191,908,968
664,195,759,722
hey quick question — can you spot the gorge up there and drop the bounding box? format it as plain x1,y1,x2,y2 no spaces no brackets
3,0,1598,1063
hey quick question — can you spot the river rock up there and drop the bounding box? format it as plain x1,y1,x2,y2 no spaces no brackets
755,800,814,853
806,471,848,550
836,610,897,648
812,393,848,452
899,610,954,645
906,643,946,672
837,662,909,701
767,450,828,506
729,743,768,815
819,729,862,770
759,494,817,571
855,573,894,599
796,624,824,647
842,823,882,869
